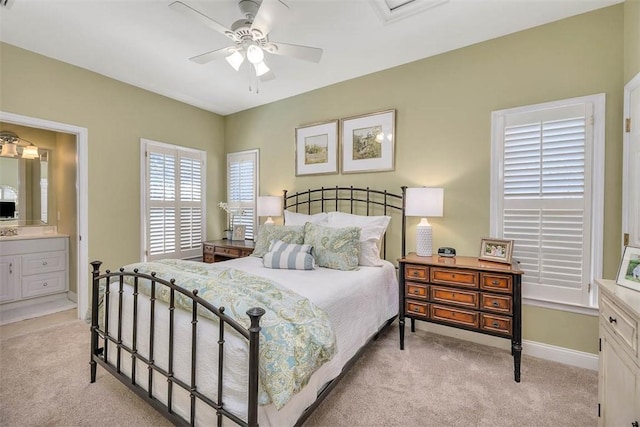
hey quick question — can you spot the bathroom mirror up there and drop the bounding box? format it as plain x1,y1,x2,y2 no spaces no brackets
0,150,49,225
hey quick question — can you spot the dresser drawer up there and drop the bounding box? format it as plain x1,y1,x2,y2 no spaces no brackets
481,294,513,315
406,300,429,319
203,254,215,263
600,294,638,357
430,304,479,329
431,286,479,309
480,273,513,293
203,244,214,255
22,251,67,276
214,246,241,257
406,282,428,300
480,313,512,336
405,265,429,282
431,268,478,288
22,271,66,298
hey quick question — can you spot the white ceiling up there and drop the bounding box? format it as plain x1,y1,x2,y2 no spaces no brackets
0,0,620,116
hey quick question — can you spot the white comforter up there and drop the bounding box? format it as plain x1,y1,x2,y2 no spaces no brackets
103,257,398,426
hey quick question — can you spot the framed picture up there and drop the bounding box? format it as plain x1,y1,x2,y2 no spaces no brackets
341,109,395,174
232,224,246,241
479,238,514,264
616,246,640,292
295,120,339,176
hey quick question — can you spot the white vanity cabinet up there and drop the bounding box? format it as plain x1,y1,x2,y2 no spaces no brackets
0,236,69,305
597,279,640,427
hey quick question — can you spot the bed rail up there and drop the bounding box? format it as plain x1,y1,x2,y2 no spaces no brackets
89,261,264,427
283,186,407,258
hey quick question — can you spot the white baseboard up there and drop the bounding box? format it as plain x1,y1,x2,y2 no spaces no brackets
411,321,598,371
522,339,598,371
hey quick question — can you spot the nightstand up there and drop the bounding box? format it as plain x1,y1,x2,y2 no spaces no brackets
202,240,255,263
399,253,524,382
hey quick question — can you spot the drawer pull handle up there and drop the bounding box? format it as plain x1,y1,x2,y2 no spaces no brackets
492,301,500,307
452,274,456,278
43,282,48,287
42,261,48,266
491,280,499,285
492,321,500,328
413,307,420,312
608,316,617,324
631,421,638,427
413,289,420,294
412,271,419,276
9,263,12,274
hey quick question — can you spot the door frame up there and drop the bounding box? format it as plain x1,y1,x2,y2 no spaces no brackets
0,111,89,320
622,72,640,249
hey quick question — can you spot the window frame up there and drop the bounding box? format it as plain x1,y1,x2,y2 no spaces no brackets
490,94,605,315
226,149,259,240
140,138,207,261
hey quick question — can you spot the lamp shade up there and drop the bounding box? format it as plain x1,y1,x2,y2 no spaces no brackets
405,187,444,217
257,196,282,218
1,143,18,158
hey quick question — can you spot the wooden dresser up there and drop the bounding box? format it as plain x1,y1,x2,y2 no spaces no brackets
399,253,524,382
202,240,255,263
597,279,640,426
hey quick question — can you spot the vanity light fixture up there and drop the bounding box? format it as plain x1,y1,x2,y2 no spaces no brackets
0,131,39,159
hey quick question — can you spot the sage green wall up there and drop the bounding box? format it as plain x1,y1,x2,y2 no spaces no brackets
624,0,640,82
0,42,225,286
225,5,625,354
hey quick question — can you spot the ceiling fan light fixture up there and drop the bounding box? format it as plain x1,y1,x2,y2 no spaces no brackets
225,50,245,71
254,60,270,77
246,44,264,64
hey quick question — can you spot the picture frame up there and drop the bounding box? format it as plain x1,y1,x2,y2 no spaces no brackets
616,245,640,292
232,224,246,241
341,109,395,174
479,238,514,264
295,120,339,176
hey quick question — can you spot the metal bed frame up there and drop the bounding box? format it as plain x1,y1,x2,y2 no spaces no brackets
89,186,406,427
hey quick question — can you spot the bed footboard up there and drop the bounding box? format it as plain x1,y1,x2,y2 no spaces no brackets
89,261,265,427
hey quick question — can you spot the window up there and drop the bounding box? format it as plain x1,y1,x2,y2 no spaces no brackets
141,139,206,261
227,149,258,240
491,94,604,310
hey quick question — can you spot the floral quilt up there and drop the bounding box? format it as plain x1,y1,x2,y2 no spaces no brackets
119,259,337,409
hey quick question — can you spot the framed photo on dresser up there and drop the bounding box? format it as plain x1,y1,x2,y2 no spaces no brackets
616,245,640,292
479,238,514,264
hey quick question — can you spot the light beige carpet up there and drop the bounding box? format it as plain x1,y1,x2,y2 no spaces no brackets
0,312,597,426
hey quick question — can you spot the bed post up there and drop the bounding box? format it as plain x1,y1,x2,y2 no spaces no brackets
401,186,407,257
247,307,266,427
90,260,102,383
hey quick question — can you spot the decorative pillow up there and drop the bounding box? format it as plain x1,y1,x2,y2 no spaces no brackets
303,222,360,271
327,212,391,266
263,240,316,270
284,210,328,226
252,225,305,258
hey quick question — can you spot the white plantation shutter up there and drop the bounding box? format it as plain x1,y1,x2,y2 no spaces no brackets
492,97,604,308
142,140,206,261
227,150,258,239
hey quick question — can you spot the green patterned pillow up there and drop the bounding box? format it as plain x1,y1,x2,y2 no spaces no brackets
303,222,361,271
252,225,305,258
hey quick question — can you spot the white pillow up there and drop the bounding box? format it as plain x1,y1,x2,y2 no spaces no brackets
327,212,391,266
284,210,328,226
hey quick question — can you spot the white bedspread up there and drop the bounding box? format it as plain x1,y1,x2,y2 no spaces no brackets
103,257,398,426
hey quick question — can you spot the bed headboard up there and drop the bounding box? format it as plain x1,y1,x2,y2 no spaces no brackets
282,186,407,262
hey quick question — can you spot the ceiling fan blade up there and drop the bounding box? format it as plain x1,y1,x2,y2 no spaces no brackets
190,46,237,64
250,0,289,39
169,1,234,39
266,42,323,63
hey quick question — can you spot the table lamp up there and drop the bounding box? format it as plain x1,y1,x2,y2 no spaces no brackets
405,187,444,256
257,195,282,225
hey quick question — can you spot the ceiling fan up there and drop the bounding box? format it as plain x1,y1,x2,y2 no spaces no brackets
170,0,323,83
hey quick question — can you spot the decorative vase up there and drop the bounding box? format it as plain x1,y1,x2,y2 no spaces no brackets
225,230,233,240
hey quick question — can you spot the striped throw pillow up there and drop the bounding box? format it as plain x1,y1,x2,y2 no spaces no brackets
263,240,316,270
